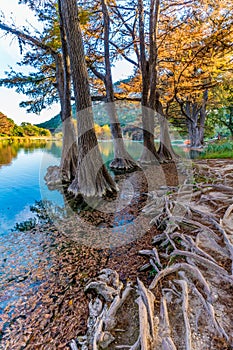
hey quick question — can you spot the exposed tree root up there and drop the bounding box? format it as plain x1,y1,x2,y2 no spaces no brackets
160,296,177,350
44,165,62,190
139,148,161,165
70,160,233,349
175,279,192,350
110,157,140,172
158,143,179,163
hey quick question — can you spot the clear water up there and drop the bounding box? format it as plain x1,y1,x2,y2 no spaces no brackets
0,139,190,316
0,139,148,233
0,139,191,233
0,139,143,314
0,140,62,233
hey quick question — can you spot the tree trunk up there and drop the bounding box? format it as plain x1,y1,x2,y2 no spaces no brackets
157,95,178,161
183,101,202,148
199,89,208,146
190,122,203,148
148,0,160,111
101,0,139,172
105,103,139,171
57,2,78,181
138,0,160,164
140,106,160,164
60,0,117,198
60,117,78,181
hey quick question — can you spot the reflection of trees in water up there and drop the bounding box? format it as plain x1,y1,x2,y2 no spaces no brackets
47,141,62,159
0,139,62,167
0,143,18,166
99,141,143,165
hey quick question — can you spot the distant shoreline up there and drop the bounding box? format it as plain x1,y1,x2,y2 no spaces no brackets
0,136,61,141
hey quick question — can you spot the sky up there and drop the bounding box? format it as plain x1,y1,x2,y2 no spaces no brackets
0,0,134,125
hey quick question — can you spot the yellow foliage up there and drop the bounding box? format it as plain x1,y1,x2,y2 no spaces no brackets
102,124,111,136
94,123,111,139
94,123,102,136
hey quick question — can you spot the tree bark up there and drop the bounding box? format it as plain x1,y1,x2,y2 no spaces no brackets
138,0,160,164
148,0,160,111
60,0,117,197
157,95,179,161
57,2,78,181
199,89,208,145
101,0,139,172
0,19,78,182
180,100,202,148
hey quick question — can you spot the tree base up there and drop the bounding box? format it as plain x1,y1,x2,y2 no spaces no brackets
68,164,118,198
60,141,78,183
139,148,161,165
158,143,179,163
44,165,62,190
109,157,140,172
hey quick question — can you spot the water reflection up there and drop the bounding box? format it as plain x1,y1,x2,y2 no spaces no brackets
0,140,62,235
0,138,194,235
0,138,197,171
0,139,62,167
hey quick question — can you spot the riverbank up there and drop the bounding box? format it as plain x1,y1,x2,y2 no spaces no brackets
0,136,61,141
1,159,233,349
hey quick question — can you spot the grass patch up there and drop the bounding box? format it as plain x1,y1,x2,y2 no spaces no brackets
200,141,233,159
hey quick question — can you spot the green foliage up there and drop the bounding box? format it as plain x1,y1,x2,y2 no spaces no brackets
0,64,58,114
36,101,142,131
79,8,91,25
207,106,233,137
13,125,25,136
35,113,62,131
0,111,51,137
0,0,59,114
14,218,37,232
200,141,233,159
20,122,50,137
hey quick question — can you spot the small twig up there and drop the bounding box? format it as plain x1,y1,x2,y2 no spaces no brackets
150,258,160,273
152,247,162,267
152,233,167,245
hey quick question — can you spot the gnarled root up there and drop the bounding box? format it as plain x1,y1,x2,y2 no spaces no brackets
70,161,233,349
110,157,140,172
44,165,62,190
71,269,134,349
71,270,158,350
141,186,233,348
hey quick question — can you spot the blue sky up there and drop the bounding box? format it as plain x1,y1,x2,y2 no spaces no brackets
0,0,134,125
0,0,61,124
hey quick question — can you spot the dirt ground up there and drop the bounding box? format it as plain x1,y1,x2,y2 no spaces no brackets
0,159,233,349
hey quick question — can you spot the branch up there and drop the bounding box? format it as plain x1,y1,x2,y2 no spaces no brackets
175,95,194,123
86,58,106,82
70,94,141,102
0,22,56,55
109,41,138,67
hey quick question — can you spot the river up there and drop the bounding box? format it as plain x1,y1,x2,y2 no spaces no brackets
0,138,189,320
